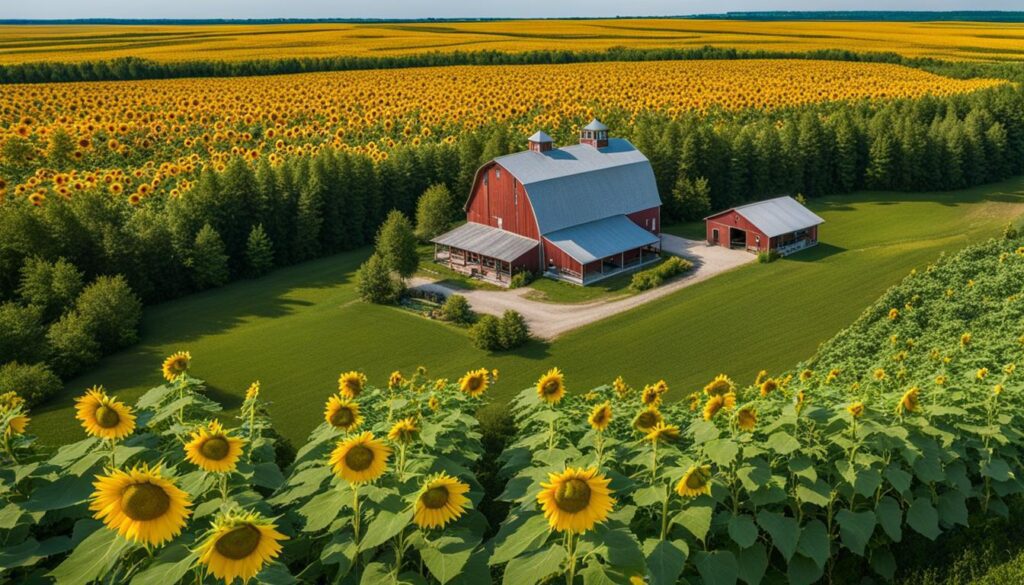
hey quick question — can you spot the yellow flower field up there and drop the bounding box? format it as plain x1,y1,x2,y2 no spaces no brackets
2,19,1024,64
0,60,1004,203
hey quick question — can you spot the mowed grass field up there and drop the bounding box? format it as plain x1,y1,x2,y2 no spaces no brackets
3,19,1024,64
28,178,1024,447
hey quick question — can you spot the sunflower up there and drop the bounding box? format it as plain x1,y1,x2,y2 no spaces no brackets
413,473,471,529
89,463,192,547
687,392,700,412
588,401,612,432
428,395,440,412
703,392,736,421
641,385,662,407
896,387,920,415
612,376,630,398
388,371,404,390
737,407,757,431
197,510,287,584
825,368,840,384
458,368,489,398
960,332,972,347
388,417,418,444
0,392,29,437
754,370,768,385
324,395,363,432
184,420,245,473
872,368,886,381
329,432,391,483
161,351,191,381
244,381,260,401
676,465,713,498
976,367,989,380
935,374,947,386
888,308,899,321
994,384,1005,397
645,422,680,444
799,369,814,382
703,374,734,397
536,367,566,404
74,386,136,440
536,467,615,533
632,407,663,433
847,402,865,418
338,371,367,399
491,368,500,382
759,378,778,397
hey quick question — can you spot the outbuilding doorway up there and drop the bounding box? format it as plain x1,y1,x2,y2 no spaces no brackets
729,227,746,250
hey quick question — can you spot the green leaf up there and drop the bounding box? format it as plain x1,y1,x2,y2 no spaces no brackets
584,524,645,574
906,497,940,540
736,543,768,585
674,503,713,542
870,547,897,581
298,488,347,532
795,479,831,507
48,526,133,585
695,550,738,585
875,496,903,542
788,455,817,481
129,545,196,585
691,420,720,444
501,544,563,585
787,554,824,585
796,519,829,569
360,508,413,551
632,485,664,507
854,467,882,497
835,509,875,556
982,458,1012,482
938,490,968,527
320,531,357,579
646,539,688,585
252,462,285,490
23,474,94,512
765,431,800,455
884,465,912,494
489,512,552,565
579,562,617,585
704,439,739,467
756,511,800,561
420,533,477,585
727,514,759,549
735,459,771,491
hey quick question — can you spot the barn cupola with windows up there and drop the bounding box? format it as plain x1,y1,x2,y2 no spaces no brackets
527,130,554,153
579,119,609,148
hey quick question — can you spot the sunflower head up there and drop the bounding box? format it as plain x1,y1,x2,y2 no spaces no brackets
185,420,246,473
536,368,566,404
703,374,734,397
588,401,612,432
976,367,989,380
645,422,680,444
161,351,191,381
888,308,899,321
324,395,363,432
759,378,778,397
994,384,1005,397
873,368,886,381
612,376,630,398
687,392,700,412
537,467,615,533
754,370,768,386
197,509,287,584
632,407,663,433
89,463,192,547
74,386,136,441
960,332,972,347
737,407,757,431
414,473,471,530
676,465,713,498
896,387,920,415
338,371,367,399
825,369,840,384
491,369,500,382
703,392,736,421
799,369,814,382
641,385,662,407
329,432,391,483
388,371,404,390
0,392,29,437
428,395,440,412
388,417,418,444
245,381,260,401
847,401,865,418
458,368,490,398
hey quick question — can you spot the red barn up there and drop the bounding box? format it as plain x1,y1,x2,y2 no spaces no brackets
704,196,825,256
432,120,663,285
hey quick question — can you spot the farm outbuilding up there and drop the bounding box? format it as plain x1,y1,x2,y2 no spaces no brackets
432,120,663,286
705,196,824,256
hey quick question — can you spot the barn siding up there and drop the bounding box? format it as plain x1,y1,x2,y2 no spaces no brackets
542,238,582,275
705,210,769,252
465,163,539,240
627,206,662,235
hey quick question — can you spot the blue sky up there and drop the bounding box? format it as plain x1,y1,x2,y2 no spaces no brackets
4,1,1020,20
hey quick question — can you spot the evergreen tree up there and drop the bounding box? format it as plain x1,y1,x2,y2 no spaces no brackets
190,223,230,290
245,224,275,277
355,253,402,304
866,132,895,190
73,275,142,352
375,210,419,279
17,257,84,320
0,302,46,365
414,184,455,241
833,114,859,193
292,169,323,262
673,175,713,221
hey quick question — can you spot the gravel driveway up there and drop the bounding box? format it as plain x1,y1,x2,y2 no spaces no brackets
410,234,755,340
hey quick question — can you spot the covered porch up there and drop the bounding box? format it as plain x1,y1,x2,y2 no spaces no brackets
544,214,662,286
431,222,538,286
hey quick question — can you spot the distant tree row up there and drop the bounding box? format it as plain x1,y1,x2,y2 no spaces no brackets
3,46,1022,84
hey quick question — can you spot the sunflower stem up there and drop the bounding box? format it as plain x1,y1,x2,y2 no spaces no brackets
2,436,18,465
595,433,604,469
219,473,229,502
651,441,659,483
352,484,362,547
547,416,557,450
565,531,578,585
108,438,117,468
660,481,671,540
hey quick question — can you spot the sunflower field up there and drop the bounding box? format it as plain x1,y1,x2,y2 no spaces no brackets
0,236,1021,584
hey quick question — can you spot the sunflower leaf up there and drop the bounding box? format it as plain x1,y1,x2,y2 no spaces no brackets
906,497,940,540
128,544,195,585
359,507,414,551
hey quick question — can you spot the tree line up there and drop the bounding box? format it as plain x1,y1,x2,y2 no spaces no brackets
3,46,1022,84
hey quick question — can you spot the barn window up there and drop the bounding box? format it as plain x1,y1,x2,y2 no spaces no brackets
712,228,719,243
495,169,501,179
755,235,761,247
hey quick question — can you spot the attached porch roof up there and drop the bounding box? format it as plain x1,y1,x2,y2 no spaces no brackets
545,215,660,265
431,222,538,262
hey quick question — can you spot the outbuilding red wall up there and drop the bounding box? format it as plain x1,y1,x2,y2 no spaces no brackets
465,163,539,240
706,210,769,252
628,206,662,235
541,238,582,276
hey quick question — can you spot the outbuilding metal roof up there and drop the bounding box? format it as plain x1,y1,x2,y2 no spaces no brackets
492,138,661,235
709,196,825,238
544,215,660,264
431,222,538,262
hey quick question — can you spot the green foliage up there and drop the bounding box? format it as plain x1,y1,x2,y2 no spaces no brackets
17,257,85,321
670,173,712,222
629,256,694,292
73,275,142,352
375,210,419,278
498,310,531,350
244,223,275,277
0,361,62,405
0,302,46,364
440,294,474,325
414,183,455,241
45,128,75,170
469,314,502,351
189,223,229,290
508,270,534,289
355,252,403,304
757,250,782,263
45,311,100,377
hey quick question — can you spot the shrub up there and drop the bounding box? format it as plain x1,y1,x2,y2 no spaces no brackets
355,252,403,304
440,294,474,324
508,270,534,288
17,257,84,320
375,210,419,278
74,275,142,352
498,309,530,349
0,302,46,364
469,314,502,351
0,361,62,406
414,183,455,241
46,311,100,378
757,249,782,263
629,256,694,291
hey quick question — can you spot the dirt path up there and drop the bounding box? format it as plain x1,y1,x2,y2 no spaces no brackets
410,235,755,340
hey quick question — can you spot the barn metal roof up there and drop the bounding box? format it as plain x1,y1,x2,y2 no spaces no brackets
528,131,553,143
709,196,825,238
493,138,661,235
431,222,538,262
583,119,609,131
545,215,660,265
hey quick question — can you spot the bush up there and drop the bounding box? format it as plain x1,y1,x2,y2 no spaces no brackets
375,210,419,279
469,314,502,351
0,361,62,406
757,249,782,263
629,256,694,292
355,253,403,304
498,309,530,349
74,275,143,352
46,311,100,378
414,184,455,241
508,270,534,288
0,302,46,364
440,294,474,324
17,257,84,321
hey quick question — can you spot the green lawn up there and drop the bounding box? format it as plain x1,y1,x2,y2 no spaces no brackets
30,179,1024,448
